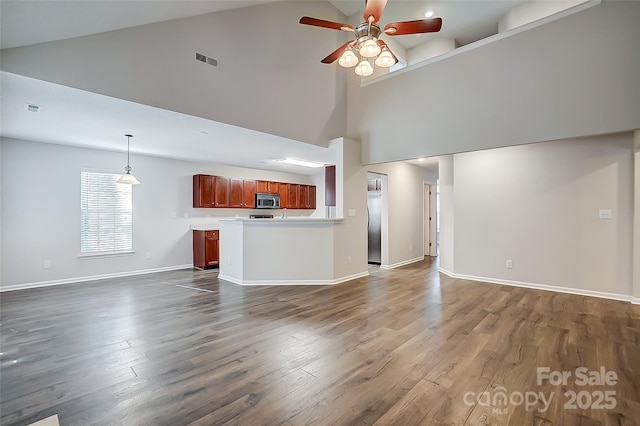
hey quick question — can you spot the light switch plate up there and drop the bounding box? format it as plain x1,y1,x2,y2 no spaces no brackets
599,209,612,219
348,209,356,217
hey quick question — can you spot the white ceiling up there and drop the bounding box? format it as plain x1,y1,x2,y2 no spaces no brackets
0,72,334,175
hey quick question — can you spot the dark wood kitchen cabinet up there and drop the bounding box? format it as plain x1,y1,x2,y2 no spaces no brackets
214,176,229,207
193,174,215,208
297,185,317,209
230,179,256,208
257,180,279,194
193,230,219,269
243,180,256,208
193,174,229,208
288,184,300,209
278,183,289,208
325,165,336,207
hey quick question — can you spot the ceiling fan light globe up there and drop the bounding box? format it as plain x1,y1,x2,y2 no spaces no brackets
375,49,396,67
354,60,374,77
338,49,358,67
359,38,381,58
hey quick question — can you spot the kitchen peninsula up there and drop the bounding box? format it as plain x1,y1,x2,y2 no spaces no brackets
214,217,362,285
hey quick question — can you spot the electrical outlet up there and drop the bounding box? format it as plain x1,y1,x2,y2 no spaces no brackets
43,260,51,269
146,252,151,260
170,212,177,219
183,212,189,219
506,259,513,269
409,244,413,252
348,256,352,264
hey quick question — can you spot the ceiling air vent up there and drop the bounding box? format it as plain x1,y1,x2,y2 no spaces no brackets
25,103,41,113
196,52,219,68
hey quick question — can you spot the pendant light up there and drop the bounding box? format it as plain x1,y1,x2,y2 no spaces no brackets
117,134,140,185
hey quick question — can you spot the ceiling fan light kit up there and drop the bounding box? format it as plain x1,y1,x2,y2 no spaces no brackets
300,0,442,78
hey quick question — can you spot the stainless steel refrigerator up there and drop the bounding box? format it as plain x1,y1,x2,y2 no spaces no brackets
367,189,382,264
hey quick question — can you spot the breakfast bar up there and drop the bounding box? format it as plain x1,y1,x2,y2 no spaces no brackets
215,217,347,285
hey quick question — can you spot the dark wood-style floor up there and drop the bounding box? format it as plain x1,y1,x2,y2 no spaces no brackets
1,258,639,425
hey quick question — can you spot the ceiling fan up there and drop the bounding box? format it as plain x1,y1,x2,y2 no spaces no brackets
299,0,442,77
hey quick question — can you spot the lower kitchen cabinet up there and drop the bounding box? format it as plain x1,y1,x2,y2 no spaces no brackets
193,230,219,269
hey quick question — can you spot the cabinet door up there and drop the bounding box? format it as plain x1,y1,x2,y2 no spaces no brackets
279,183,289,208
229,179,243,208
256,180,268,193
193,230,206,269
308,185,316,209
243,180,256,208
325,166,336,206
205,230,219,266
267,181,279,194
289,184,300,209
299,185,309,209
214,176,229,207
193,174,215,208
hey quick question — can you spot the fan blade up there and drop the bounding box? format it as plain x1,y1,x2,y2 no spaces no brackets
384,18,442,36
363,0,387,23
321,41,352,64
299,16,354,32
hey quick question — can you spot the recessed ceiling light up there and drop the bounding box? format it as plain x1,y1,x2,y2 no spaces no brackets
274,157,324,168
418,158,426,162
425,10,434,18
200,131,209,135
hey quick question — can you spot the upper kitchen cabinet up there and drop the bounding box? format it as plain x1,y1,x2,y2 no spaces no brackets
257,180,279,194
288,184,300,209
243,180,257,208
278,183,289,208
214,176,229,207
193,174,215,208
229,178,258,208
193,174,229,208
298,185,317,209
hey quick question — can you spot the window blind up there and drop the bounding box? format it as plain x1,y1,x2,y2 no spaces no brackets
80,171,133,254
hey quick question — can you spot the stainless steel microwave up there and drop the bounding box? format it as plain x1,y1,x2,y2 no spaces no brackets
255,193,280,209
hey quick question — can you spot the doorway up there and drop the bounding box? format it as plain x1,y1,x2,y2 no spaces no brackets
424,182,438,257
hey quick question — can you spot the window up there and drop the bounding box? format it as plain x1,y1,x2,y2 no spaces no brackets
80,171,133,255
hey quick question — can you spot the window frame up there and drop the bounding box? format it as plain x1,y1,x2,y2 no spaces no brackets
78,169,135,259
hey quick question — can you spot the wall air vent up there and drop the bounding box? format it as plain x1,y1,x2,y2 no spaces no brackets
25,103,41,113
196,52,219,68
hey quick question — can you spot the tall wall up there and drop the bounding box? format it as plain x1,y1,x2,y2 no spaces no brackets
0,1,348,147
348,1,640,164
0,138,318,290
441,133,635,300
330,138,368,280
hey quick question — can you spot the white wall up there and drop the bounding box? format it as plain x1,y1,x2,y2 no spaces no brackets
0,1,348,147
438,155,455,272
0,138,319,289
330,138,368,280
499,0,589,32
348,1,640,164
442,133,635,299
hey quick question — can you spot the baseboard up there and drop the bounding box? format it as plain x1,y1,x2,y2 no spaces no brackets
0,264,194,292
632,297,640,305
380,256,424,270
218,271,369,286
438,268,634,303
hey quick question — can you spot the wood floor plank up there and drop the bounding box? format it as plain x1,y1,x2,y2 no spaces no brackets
1,258,639,425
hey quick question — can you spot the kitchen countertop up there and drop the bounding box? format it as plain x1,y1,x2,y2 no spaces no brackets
190,217,342,230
